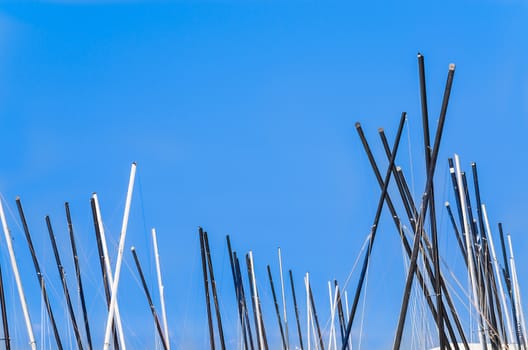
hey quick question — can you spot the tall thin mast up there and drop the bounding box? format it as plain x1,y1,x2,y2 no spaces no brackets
454,155,487,348
267,265,286,350
248,251,267,350
15,197,58,349
234,252,255,350
482,204,514,344
0,266,9,350
46,215,83,349
289,270,304,350
0,198,36,349
130,247,169,350
152,228,170,350
91,195,123,350
199,228,215,350
103,162,136,350
203,231,226,350
66,202,92,350
278,248,289,350
507,234,528,348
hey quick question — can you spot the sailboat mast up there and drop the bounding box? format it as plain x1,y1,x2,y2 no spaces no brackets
103,162,136,350
130,247,169,350
152,228,170,350
66,202,93,350
15,197,59,349
45,215,84,349
199,228,215,350
289,270,304,350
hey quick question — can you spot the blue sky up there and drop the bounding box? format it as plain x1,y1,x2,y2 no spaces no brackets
0,0,527,349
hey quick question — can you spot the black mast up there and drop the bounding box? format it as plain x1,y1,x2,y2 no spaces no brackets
267,265,287,349
289,270,304,350
65,202,93,350
199,228,215,350
16,198,63,350
130,247,169,350
0,266,10,350
45,215,84,350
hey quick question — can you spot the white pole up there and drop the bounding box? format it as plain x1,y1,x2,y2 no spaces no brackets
0,197,36,350
454,154,487,348
507,234,528,347
103,162,137,350
344,291,352,350
482,204,514,344
278,248,289,350
249,251,266,350
93,193,126,349
152,228,170,349
305,273,311,350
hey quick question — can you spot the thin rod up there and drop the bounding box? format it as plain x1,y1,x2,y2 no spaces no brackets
46,215,83,349
130,247,169,350
199,228,215,350
289,270,304,350
0,266,10,350
66,203,92,350
15,198,57,350
309,284,325,350
103,162,136,350
267,265,287,349
278,248,290,350
152,228,170,350
341,112,407,349
203,231,226,350
234,253,255,350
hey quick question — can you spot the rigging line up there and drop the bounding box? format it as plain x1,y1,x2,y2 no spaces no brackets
339,232,373,293
357,238,371,350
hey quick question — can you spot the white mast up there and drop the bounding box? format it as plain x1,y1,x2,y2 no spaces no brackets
278,248,289,350
93,193,126,348
152,228,170,349
305,273,311,350
327,281,338,350
454,154,486,348
481,204,514,344
103,162,137,350
0,197,36,350
249,251,266,349
507,234,528,347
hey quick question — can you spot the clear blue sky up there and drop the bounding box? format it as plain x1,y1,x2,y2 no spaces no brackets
0,0,527,349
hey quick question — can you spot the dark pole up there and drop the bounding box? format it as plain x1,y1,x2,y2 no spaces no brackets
199,228,215,350
130,247,169,350
445,202,468,266
65,202,93,350
341,112,407,349
418,52,446,350
45,216,84,350
15,198,63,350
499,224,522,348
226,236,250,350
308,284,325,350
289,270,304,350
90,197,119,350
0,266,10,350
393,63,455,350
234,253,255,350
203,231,226,350
267,265,287,350
377,130,468,349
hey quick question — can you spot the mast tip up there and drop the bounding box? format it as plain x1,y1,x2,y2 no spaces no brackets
378,127,384,133
449,63,456,70
445,201,450,207
15,195,20,200
131,246,136,252
355,122,361,128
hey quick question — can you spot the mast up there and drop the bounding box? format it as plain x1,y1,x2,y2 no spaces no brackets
267,265,286,349
507,234,528,348
309,283,324,350
226,236,251,350
199,228,215,350
278,248,290,350
91,194,123,350
247,251,268,350
130,247,169,350
66,202,92,350
45,215,83,349
103,162,136,350
15,197,57,350
152,228,170,350
482,205,514,345
203,231,226,350
0,266,9,350
289,271,304,350
234,252,255,350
